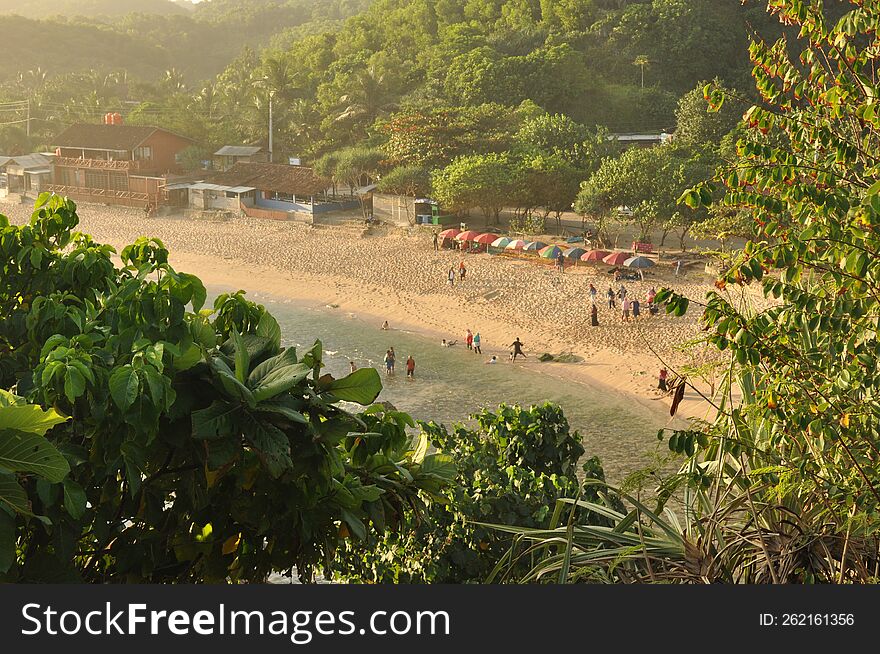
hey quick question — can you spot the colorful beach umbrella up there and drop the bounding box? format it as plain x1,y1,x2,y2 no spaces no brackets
473,233,498,245
624,255,656,269
602,251,630,266
539,245,564,259
505,239,528,250
581,249,611,262
438,228,460,240
523,241,548,252
491,237,512,248
563,247,587,259
455,230,481,242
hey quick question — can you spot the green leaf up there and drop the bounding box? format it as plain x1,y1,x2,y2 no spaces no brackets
62,479,87,520
0,471,29,515
63,367,86,404
418,453,456,481
0,429,70,482
0,402,69,436
192,400,240,440
247,347,298,387
244,418,292,478
256,311,282,351
190,315,218,349
109,366,140,411
324,367,383,405
250,362,311,403
231,331,250,385
340,508,366,541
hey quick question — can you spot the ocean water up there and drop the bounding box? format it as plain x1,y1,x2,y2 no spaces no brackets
224,288,673,484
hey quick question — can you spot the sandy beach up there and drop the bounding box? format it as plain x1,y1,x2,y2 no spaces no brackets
3,200,751,422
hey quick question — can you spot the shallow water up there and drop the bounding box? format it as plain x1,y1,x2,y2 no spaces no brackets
225,288,671,484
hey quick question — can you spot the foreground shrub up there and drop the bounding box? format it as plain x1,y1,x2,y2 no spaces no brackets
0,196,453,582
334,402,612,583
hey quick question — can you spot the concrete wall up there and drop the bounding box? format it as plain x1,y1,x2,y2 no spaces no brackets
256,193,312,213
373,193,415,226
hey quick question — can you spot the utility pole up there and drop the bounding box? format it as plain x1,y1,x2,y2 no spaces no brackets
268,92,273,163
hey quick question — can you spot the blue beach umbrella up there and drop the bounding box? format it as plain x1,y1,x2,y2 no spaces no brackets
563,247,587,259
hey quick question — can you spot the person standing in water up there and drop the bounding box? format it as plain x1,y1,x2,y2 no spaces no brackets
473,332,482,354
350,361,357,373
383,350,393,375
389,347,396,373
406,355,415,379
466,329,473,350
510,337,526,361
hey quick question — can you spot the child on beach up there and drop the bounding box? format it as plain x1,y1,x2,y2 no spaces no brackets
466,329,473,350
473,332,482,354
448,268,455,286
406,356,415,379
459,260,467,281
381,320,389,330
485,355,498,364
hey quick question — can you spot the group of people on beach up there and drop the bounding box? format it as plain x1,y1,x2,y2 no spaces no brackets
377,346,417,379
587,284,660,326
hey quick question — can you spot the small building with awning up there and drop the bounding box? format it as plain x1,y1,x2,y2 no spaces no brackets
3,153,53,196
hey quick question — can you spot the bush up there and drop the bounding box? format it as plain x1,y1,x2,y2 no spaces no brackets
0,195,453,582
334,402,612,583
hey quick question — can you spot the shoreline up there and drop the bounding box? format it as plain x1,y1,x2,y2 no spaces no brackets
162,249,704,425
4,201,721,423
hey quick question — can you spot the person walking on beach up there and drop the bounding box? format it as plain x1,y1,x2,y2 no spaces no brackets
406,355,415,379
589,283,597,304
466,329,473,350
510,337,526,361
632,298,641,320
383,350,394,376
459,260,467,281
590,303,599,327
618,284,628,301
448,267,455,287
622,297,631,321
556,251,565,273
473,332,482,354
607,286,616,309
433,231,439,251
658,367,669,392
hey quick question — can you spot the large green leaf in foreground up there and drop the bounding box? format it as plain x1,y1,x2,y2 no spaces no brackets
0,429,70,482
324,368,383,405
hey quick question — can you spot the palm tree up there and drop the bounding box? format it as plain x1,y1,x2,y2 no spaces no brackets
335,64,398,130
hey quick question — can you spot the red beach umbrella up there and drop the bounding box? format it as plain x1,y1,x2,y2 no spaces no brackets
505,239,528,250
473,233,499,245
455,230,482,242
581,249,611,262
438,228,460,240
602,251,630,266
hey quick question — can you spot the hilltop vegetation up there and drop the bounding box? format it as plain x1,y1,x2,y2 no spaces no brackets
0,0,188,19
